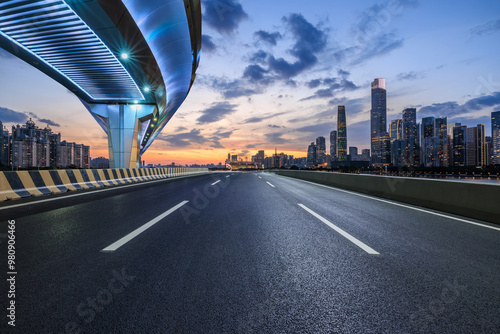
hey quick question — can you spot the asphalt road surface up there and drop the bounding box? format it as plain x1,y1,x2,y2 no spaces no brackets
0,172,499,333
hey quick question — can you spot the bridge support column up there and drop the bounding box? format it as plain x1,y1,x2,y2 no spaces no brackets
82,103,156,169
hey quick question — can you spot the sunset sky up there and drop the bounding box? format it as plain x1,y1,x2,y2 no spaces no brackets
1,0,500,165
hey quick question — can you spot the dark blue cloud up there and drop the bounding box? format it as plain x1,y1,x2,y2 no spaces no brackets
268,124,285,128
464,92,500,111
37,118,60,127
301,76,359,101
159,127,234,149
295,123,333,134
471,19,500,36
242,64,274,86
0,107,60,127
329,97,348,105
209,77,260,99
254,30,282,45
264,132,287,144
249,50,269,64
337,69,350,78
197,101,238,124
209,129,233,149
202,34,217,53
241,111,286,124
203,0,248,35
350,32,404,66
307,79,322,89
333,0,417,66
352,0,418,44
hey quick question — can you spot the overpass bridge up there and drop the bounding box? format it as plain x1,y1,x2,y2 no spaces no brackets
0,0,201,168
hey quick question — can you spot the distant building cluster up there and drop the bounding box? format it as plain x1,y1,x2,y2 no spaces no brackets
0,118,90,169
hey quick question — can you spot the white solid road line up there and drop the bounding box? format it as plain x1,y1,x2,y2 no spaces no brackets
266,181,275,188
211,180,221,186
258,176,262,179
226,175,230,178
101,201,189,252
298,204,380,255
0,173,206,211
272,174,500,232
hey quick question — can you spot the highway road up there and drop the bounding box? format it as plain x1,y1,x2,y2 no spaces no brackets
0,171,499,333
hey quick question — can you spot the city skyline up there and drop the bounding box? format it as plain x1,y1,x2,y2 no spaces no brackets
1,1,500,164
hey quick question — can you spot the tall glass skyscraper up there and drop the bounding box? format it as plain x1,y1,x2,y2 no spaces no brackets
330,130,337,162
316,136,326,164
492,111,500,164
371,78,387,165
337,106,347,162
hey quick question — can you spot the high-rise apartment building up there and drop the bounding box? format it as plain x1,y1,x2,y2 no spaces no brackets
330,130,337,162
434,117,448,167
370,78,387,165
402,108,418,166
337,105,347,162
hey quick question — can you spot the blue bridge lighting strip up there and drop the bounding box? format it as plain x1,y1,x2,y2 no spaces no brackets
0,0,144,101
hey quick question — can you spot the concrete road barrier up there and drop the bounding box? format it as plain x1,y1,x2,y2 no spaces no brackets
0,167,208,202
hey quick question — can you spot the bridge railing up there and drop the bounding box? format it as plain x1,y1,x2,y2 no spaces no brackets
0,167,208,202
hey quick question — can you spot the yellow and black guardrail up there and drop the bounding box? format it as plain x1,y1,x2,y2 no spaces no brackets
0,167,208,201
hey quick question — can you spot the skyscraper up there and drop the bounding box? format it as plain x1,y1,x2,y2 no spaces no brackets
316,136,326,165
337,105,347,162
422,117,435,138
307,142,317,167
465,127,478,166
492,111,500,164
370,78,387,165
453,125,467,166
348,147,358,161
330,130,337,162
422,117,436,167
435,117,448,167
402,108,418,166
